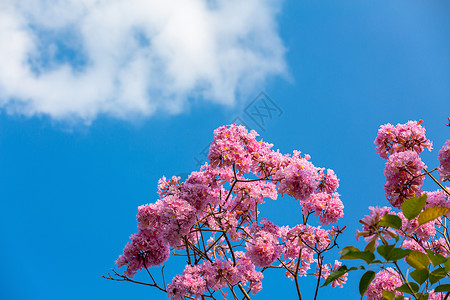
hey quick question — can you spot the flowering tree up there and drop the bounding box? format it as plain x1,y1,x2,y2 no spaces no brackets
327,120,450,300
103,124,347,299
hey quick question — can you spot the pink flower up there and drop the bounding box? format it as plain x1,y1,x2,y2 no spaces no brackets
365,268,402,300
116,231,170,278
356,206,396,245
245,230,282,268
276,152,319,201
302,192,344,225
374,120,432,159
208,124,266,174
318,169,340,194
438,140,450,182
162,195,197,247
167,265,206,300
397,211,438,241
384,150,425,208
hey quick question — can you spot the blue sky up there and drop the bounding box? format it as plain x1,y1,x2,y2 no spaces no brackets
1,1,449,299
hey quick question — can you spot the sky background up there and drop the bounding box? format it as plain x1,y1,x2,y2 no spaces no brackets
1,0,450,299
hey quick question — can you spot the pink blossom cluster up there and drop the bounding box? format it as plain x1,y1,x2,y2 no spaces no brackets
374,121,432,207
351,120,450,299
374,120,432,159
245,220,282,268
438,140,450,182
364,268,403,300
115,124,346,298
384,150,426,208
167,255,264,299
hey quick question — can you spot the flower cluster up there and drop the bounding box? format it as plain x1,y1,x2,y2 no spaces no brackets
374,121,431,207
364,268,402,300
348,120,450,300
374,120,432,159
438,140,450,182
113,124,345,299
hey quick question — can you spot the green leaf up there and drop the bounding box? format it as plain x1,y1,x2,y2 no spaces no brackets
377,244,395,260
429,267,448,284
394,296,405,300
410,268,429,285
401,194,427,220
359,271,375,297
416,293,429,300
418,206,450,225
426,250,447,266
322,265,355,287
395,282,419,294
365,239,376,253
434,284,450,293
377,245,410,261
340,247,375,264
444,258,450,272
389,248,411,261
379,214,402,229
406,251,430,270
382,290,395,300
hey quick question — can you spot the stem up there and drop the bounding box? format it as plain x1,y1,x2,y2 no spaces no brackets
294,249,303,300
425,168,450,196
313,256,322,300
237,283,251,300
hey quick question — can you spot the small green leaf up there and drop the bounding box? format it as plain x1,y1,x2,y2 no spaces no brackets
377,245,410,261
435,284,450,293
389,248,411,261
382,290,395,300
365,239,376,253
406,251,430,270
416,293,429,300
426,250,447,266
395,282,419,294
379,214,402,229
377,244,395,260
429,267,448,284
418,206,450,225
444,258,450,271
410,268,429,285
394,296,405,300
340,247,375,264
359,271,375,297
401,194,427,220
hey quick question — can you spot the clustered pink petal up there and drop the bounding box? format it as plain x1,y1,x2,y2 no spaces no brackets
116,123,344,298
245,230,282,268
167,265,206,300
374,120,432,159
318,169,340,194
208,124,269,174
397,211,438,241
438,140,450,182
384,150,425,208
115,232,170,278
302,192,344,225
429,290,446,300
365,268,402,300
162,196,197,247
276,152,320,201
426,190,450,218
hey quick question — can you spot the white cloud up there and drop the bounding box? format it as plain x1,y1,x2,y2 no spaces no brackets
0,0,287,122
